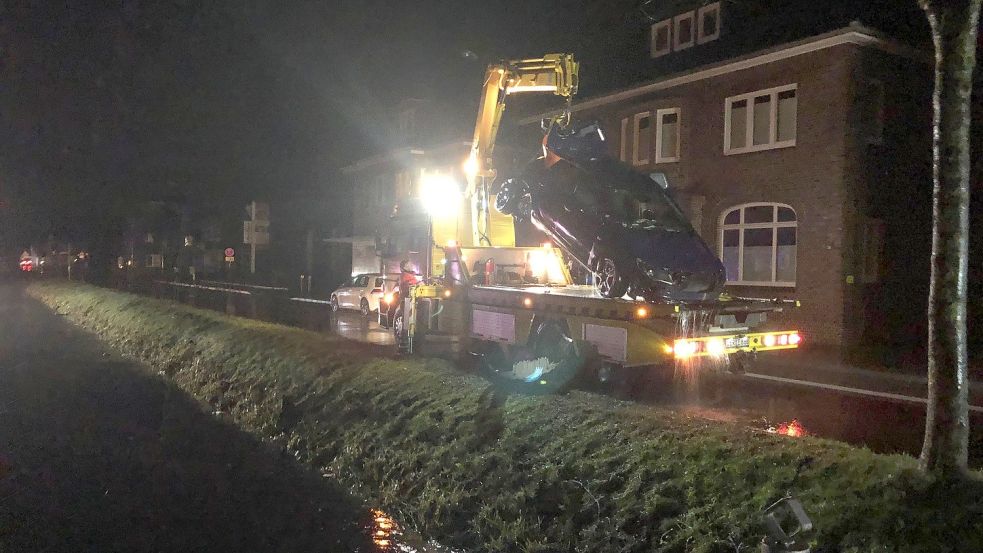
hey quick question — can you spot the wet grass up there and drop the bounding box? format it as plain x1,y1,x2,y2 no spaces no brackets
28,281,983,553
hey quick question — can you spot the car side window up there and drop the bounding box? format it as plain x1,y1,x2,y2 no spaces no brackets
374,277,384,288
356,275,370,287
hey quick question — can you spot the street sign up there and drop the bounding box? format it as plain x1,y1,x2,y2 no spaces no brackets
251,201,270,221
224,247,235,257
225,256,235,263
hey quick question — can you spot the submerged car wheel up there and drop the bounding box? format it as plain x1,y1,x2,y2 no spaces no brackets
594,258,629,298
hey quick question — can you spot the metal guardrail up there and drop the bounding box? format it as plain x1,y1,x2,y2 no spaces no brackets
196,279,288,292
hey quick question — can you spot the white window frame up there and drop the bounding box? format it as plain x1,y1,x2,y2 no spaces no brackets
632,111,651,166
718,203,797,287
650,18,672,58
697,2,721,44
620,117,629,162
654,108,681,163
673,11,696,51
723,84,797,155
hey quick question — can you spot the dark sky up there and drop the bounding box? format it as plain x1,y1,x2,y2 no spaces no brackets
0,0,933,251
0,0,651,250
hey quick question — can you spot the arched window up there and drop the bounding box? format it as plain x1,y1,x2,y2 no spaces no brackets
719,203,796,286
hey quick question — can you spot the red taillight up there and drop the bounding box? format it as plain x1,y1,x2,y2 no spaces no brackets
371,288,383,295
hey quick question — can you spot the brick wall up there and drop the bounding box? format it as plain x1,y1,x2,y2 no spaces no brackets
585,44,867,346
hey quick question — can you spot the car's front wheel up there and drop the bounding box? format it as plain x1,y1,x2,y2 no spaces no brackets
494,178,528,215
330,296,340,312
594,258,629,298
360,298,370,317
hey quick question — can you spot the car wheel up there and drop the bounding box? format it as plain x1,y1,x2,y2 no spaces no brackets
494,179,527,215
594,258,628,298
360,298,370,317
392,309,404,340
330,296,339,312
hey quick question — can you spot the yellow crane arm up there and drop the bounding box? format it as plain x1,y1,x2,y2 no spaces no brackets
464,53,579,246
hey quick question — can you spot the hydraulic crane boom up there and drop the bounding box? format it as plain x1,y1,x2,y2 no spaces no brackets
463,53,579,247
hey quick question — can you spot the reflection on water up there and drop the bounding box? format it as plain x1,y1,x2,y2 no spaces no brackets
363,509,462,553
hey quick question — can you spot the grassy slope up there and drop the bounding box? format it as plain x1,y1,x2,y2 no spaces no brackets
28,282,983,553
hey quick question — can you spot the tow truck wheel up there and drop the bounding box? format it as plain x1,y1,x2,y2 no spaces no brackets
478,319,585,395
392,309,404,340
594,258,628,298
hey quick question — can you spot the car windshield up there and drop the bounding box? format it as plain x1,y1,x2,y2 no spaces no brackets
576,158,690,232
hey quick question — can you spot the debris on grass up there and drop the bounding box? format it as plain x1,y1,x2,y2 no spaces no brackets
28,281,983,553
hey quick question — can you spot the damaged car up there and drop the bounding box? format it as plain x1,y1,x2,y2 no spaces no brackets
496,122,725,302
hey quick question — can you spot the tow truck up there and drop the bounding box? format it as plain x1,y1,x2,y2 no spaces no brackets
386,53,800,392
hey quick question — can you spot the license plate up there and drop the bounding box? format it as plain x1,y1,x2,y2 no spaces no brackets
725,336,749,349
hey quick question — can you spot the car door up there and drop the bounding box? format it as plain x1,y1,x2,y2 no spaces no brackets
337,276,357,307
352,275,370,308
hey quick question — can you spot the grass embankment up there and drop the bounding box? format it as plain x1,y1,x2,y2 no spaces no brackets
28,281,983,553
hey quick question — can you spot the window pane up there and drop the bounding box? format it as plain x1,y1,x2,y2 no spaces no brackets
660,112,678,159
752,95,771,145
702,8,718,37
729,100,747,149
722,230,739,281
723,209,740,225
655,25,669,52
777,206,796,222
636,115,651,161
678,17,693,43
745,205,774,224
777,227,797,282
777,89,797,142
742,228,773,281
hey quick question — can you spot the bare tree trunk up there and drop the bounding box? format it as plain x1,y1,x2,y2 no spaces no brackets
919,0,981,477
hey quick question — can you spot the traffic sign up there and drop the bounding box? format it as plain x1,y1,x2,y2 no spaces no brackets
224,247,235,257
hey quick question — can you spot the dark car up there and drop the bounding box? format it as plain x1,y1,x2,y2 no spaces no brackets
496,150,725,302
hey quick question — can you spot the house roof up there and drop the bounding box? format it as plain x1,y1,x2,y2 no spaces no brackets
518,24,927,125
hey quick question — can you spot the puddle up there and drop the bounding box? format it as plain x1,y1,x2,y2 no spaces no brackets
362,509,464,553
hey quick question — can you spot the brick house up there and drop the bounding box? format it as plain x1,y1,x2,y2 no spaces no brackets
515,16,934,353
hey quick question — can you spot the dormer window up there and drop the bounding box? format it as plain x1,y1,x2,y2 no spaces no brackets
650,3,721,57
674,12,695,51
698,2,721,44
651,19,671,58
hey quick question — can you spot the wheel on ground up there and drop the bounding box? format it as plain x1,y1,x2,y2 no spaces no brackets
392,309,404,340
478,319,585,395
330,296,340,312
360,298,370,316
594,258,629,298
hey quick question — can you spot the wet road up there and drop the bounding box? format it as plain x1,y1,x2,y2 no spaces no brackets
329,309,395,346
0,282,439,552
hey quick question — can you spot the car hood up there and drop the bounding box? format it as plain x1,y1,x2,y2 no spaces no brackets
625,227,725,299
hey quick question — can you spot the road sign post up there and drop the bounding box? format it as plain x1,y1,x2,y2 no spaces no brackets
244,202,270,275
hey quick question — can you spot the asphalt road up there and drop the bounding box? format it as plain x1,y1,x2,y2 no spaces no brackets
0,282,377,553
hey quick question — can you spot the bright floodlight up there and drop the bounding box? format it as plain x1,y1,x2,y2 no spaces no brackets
420,172,461,218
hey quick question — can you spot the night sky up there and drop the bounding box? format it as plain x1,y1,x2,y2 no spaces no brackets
0,1,935,254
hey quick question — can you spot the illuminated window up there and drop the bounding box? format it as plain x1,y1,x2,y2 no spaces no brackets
697,2,721,44
651,19,671,58
724,84,797,154
673,12,696,51
655,108,681,163
719,203,796,286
